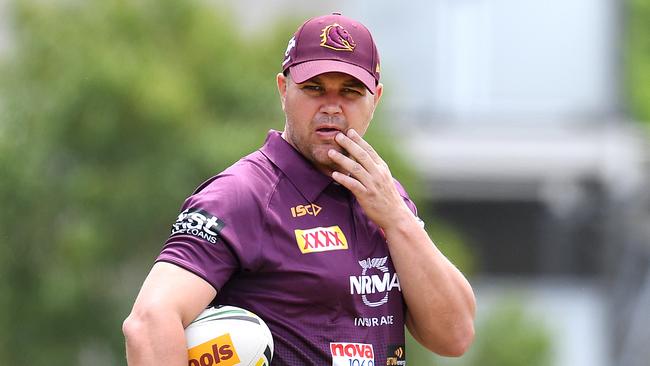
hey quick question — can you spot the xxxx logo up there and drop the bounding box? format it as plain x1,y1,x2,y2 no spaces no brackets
294,226,348,254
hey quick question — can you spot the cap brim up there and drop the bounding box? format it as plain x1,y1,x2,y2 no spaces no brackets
289,60,377,94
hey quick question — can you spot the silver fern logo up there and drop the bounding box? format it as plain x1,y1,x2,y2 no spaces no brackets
350,256,401,307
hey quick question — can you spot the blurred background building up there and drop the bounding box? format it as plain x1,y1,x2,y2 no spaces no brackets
228,1,650,365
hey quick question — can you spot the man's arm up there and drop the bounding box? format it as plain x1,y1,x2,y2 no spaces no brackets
122,262,217,365
384,213,475,356
328,129,476,357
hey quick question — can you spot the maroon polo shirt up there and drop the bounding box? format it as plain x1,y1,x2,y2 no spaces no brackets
157,130,417,365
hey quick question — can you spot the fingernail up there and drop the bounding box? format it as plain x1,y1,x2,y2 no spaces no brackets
348,128,356,137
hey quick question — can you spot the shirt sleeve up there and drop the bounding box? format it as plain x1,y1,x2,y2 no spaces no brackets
392,179,424,227
156,174,265,292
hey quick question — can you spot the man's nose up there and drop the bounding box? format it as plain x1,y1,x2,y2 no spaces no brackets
320,92,343,115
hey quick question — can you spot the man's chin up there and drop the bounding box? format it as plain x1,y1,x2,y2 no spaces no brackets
317,142,345,155
310,152,338,176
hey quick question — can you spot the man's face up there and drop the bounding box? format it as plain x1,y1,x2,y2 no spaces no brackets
277,71,383,175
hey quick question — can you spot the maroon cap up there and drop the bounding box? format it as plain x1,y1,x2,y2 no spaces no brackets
281,13,380,94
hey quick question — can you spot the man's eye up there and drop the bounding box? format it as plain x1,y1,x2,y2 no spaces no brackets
303,85,322,91
342,88,363,95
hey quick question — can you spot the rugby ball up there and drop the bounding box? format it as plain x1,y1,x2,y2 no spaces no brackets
185,305,274,366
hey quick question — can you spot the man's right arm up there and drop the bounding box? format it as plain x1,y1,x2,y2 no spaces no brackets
122,262,217,365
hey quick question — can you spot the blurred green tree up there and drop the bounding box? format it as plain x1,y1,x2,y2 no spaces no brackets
626,0,650,126
0,0,295,363
0,0,441,364
427,297,553,366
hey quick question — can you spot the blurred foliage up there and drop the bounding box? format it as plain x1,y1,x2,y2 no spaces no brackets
0,0,536,365
460,298,552,366
411,297,552,366
626,0,650,126
426,217,475,276
0,0,444,364
0,0,291,363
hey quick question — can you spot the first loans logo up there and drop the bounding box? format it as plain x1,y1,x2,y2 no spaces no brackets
188,333,240,366
330,342,374,366
171,208,225,244
350,257,401,307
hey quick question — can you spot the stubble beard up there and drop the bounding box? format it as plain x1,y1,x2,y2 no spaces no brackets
287,129,346,176
284,112,350,175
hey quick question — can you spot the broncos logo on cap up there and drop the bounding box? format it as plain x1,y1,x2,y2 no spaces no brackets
320,23,356,51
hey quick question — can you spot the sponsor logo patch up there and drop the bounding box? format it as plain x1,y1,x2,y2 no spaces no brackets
282,36,296,67
320,23,356,52
294,226,348,254
385,345,406,366
354,315,394,327
171,208,225,244
330,342,374,366
290,203,322,217
188,333,240,366
350,257,401,307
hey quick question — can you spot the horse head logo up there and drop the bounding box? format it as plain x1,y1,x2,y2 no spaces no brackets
320,23,356,51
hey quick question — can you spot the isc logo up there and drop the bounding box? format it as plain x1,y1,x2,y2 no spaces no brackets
290,203,322,217
187,333,240,366
330,342,375,366
294,226,348,254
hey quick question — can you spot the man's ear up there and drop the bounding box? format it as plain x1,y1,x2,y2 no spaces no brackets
277,73,287,111
373,82,383,107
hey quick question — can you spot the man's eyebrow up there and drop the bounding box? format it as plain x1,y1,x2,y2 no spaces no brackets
342,79,365,88
304,76,323,84
301,76,364,89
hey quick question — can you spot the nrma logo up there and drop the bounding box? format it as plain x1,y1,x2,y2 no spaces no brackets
349,257,401,307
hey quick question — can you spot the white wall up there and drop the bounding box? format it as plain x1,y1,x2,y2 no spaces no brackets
346,0,619,124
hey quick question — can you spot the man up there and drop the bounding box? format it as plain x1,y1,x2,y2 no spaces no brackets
123,13,475,365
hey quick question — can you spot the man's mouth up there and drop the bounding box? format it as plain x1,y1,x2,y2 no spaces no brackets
315,126,343,138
